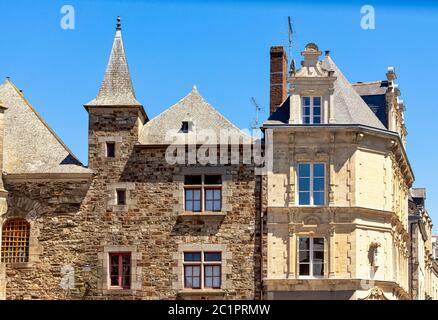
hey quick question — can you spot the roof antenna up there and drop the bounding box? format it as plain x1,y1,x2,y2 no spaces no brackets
250,97,262,136
287,16,296,76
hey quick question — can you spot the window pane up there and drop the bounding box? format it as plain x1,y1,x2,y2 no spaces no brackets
205,190,213,200
110,276,118,286
205,266,213,277
205,175,222,184
184,252,201,261
299,192,310,205
299,178,310,191
185,277,193,288
303,97,311,106
185,200,193,211
313,116,321,124
213,189,221,199
192,277,200,288
213,266,221,276
185,190,193,200
314,164,325,177
313,97,321,106
299,237,310,250
299,250,310,263
313,251,324,262
205,277,213,288
313,106,321,115
205,252,221,261
193,190,201,200
213,277,221,288
303,106,311,116
313,178,325,191
299,263,310,276
313,263,324,276
193,266,200,276
193,201,201,211
313,192,325,205
184,175,202,185
298,164,310,177
205,201,213,211
313,238,324,248
213,201,221,211
303,117,310,124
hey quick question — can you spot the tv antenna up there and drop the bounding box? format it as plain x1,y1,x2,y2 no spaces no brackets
250,97,262,134
288,16,296,75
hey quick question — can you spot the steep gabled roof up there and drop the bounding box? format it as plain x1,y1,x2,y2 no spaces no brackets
0,80,91,174
140,86,250,145
264,55,386,130
85,18,141,107
323,56,386,129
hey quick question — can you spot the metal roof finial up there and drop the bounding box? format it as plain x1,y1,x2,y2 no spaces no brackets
116,16,121,31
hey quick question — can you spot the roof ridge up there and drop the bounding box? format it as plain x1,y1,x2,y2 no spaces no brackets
3,80,84,165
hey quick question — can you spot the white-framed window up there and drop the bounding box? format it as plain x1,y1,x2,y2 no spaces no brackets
297,163,326,206
302,96,322,124
298,237,325,277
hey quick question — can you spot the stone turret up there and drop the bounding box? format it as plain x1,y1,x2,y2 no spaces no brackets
84,17,148,170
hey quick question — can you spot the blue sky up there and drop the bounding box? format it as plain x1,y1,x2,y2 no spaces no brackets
1,0,438,231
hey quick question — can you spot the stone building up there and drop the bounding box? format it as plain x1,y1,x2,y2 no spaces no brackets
263,43,413,300
0,16,437,301
408,188,438,300
0,18,262,299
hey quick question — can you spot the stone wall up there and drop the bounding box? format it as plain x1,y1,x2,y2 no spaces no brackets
78,146,262,299
1,178,90,299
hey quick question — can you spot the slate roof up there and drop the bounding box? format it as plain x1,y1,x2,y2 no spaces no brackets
324,56,386,129
352,81,388,96
265,56,386,130
140,86,250,145
85,26,142,107
0,80,91,174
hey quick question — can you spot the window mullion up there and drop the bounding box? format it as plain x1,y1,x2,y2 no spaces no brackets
310,97,314,124
310,164,314,205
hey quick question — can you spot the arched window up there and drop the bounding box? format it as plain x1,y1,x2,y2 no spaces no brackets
1,218,30,263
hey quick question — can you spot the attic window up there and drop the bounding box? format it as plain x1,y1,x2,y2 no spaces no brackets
180,121,192,133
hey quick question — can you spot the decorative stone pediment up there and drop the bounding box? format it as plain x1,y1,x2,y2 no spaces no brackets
359,287,389,300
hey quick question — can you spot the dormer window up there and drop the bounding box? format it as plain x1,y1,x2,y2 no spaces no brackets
302,96,321,124
180,121,193,133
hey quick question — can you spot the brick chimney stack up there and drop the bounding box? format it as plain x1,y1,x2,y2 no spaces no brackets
270,46,288,115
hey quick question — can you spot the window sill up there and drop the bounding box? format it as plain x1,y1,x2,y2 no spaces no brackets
177,289,225,297
3,262,33,269
103,288,134,295
178,211,226,219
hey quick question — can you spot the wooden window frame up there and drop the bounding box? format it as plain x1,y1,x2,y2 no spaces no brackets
183,251,222,290
183,175,222,213
109,252,131,290
1,218,30,263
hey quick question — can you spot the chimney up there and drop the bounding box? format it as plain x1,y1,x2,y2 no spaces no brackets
270,46,288,115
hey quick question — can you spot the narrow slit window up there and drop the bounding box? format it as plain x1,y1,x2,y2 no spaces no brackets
116,189,126,206
106,142,116,158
